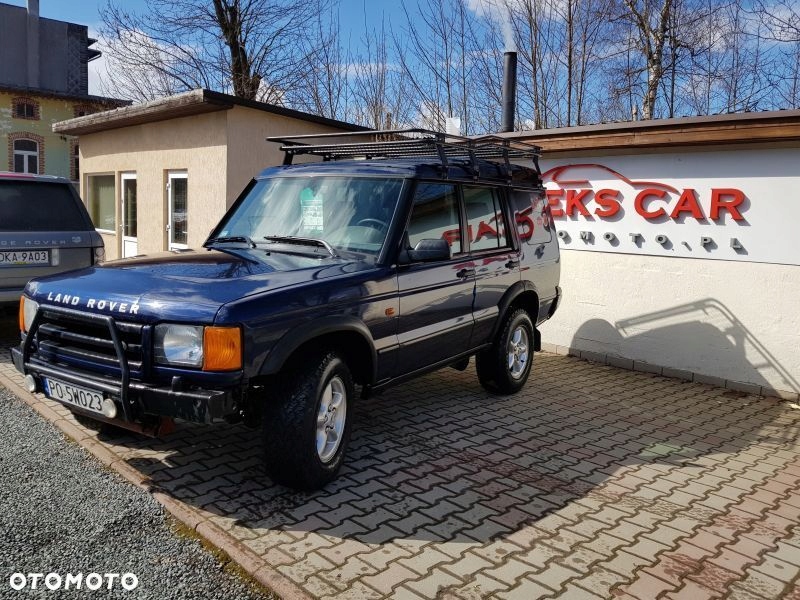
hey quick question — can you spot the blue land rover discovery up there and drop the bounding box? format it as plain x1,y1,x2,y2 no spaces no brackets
13,130,561,490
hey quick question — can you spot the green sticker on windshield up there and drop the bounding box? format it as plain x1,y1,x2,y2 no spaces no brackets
300,190,323,233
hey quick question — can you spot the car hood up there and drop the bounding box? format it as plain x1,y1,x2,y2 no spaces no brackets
25,248,373,322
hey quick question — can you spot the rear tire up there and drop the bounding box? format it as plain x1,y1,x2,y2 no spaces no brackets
262,351,354,490
476,308,534,394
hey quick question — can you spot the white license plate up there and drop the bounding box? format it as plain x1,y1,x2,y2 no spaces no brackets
42,377,105,415
0,250,50,266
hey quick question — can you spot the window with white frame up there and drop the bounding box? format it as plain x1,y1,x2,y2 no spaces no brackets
13,139,39,174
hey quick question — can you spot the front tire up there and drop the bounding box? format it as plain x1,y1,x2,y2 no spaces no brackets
262,351,354,490
476,308,534,394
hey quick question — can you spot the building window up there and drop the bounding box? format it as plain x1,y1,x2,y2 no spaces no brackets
168,171,188,249
8,132,45,174
87,174,116,232
12,139,39,174
70,141,80,182
11,97,40,120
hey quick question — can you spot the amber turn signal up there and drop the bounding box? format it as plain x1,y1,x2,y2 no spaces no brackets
203,326,242,371
18,296,25,332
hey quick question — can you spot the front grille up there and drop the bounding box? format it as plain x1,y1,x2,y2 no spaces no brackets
32,310,145,376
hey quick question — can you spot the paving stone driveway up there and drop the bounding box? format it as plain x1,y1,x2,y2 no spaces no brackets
2,312,800,599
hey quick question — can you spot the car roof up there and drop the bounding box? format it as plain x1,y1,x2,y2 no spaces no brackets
0,172,73,184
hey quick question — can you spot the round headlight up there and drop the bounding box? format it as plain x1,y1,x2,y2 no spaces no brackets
154,324,204,367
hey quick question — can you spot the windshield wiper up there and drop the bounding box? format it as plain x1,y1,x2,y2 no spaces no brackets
205,235,257,248
264,236,338,258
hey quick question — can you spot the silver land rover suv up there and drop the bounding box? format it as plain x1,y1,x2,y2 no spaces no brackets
0,172,104,306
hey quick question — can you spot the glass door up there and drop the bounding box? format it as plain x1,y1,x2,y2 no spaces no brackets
168,171,188,250
121,173,138,257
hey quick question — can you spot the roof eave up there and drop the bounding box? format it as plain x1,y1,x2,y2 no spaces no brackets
53,89,227,135
53,88,369,136
499,109,800,152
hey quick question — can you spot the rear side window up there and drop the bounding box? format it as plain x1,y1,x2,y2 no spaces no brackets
510,189,552,244
464,186,508,251
0,181,89,231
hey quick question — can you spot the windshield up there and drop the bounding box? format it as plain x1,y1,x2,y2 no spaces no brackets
216,176,404,256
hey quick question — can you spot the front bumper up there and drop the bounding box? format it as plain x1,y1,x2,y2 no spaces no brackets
11,346,238,425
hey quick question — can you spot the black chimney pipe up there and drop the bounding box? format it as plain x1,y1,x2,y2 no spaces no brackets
501,51,517,133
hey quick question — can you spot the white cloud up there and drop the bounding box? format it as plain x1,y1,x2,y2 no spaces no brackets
465,0,516,51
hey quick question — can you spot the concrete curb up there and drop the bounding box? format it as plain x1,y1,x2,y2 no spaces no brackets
0,369,312,600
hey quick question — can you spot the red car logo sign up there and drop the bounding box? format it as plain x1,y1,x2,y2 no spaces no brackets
542,163,747,223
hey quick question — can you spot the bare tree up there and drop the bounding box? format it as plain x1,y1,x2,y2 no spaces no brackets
99,0,329,102
753,0,800,43
570,0,616,125
98,0,800,129
350,19,414,129
753,0,800,109
500,0,613,128
510,0,566,128
777,42,800,108
287,8,352,120
394,0,483,133
617,0,674,119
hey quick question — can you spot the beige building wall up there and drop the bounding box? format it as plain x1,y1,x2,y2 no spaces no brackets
79,111,228,260
224,107,351,207
540,251,800,399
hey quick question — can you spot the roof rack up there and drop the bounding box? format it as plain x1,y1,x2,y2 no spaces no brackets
267,128,541,177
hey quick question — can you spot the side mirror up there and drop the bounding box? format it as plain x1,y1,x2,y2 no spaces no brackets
407,238,451,262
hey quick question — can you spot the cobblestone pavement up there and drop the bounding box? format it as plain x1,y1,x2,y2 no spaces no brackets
2,312,800,599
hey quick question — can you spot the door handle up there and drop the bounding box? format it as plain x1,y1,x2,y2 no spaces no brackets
456,267,475,279
505,259,520,269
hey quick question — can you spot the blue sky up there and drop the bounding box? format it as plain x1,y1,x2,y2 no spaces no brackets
5,0,411,94
4,0,408,37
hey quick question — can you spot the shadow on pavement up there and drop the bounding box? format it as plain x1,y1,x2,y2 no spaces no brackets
113,358,800,546
2,310,799,551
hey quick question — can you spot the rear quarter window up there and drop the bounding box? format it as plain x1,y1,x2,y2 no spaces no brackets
510,189,553,244
0,181,90,231
464,186,508,252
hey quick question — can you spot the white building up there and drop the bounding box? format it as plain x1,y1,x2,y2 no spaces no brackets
506,110,800,400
